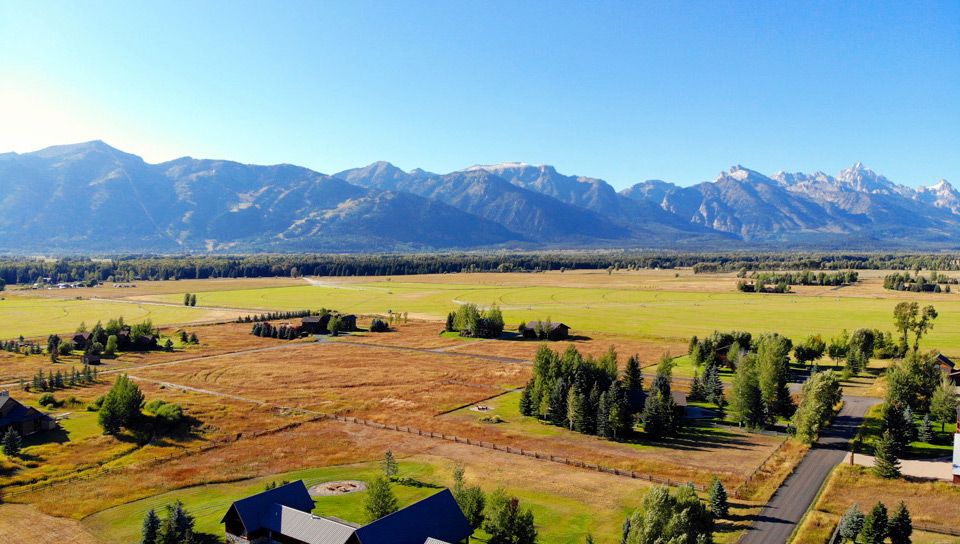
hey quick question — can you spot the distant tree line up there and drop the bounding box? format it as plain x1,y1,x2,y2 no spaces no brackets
736,270,858,292
6,253,960,285
883,271,956,292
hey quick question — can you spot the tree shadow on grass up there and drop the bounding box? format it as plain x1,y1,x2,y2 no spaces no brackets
397,477,443,489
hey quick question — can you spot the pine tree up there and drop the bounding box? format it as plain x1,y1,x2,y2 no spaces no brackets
519,380,534,416
364,476,399,522
888,501,913,544
381,450,399,480
861,502,888,544
624,355,643,391
689,369,707,402
708,476,729,519
839,503,865,543
140,508,160,544
2,428,22,457
873,431,902,479
918,414,934,444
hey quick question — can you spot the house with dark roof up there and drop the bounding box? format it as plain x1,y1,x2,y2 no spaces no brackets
521,320,570,340
933,354,960,385
222,481,472,544
0,390,57,435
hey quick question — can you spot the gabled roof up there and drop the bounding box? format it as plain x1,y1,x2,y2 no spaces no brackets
260,504,357,544
936,353,955,368
525,320,568,331
354,489,472,544
0,396,50,428
220,481,315,533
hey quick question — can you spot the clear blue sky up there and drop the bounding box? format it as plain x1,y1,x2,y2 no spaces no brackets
1,1,957,189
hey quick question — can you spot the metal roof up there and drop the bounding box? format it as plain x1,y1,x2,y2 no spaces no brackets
260,504,357,544
354,489,472,544
221,480,315,532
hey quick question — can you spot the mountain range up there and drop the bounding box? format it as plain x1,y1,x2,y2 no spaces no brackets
0,141,956,253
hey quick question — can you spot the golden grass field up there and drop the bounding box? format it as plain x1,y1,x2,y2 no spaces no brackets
1,269,956,544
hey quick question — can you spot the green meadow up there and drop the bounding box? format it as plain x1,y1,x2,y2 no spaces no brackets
82,459,643,544
0,296,219,339
143,281,960,354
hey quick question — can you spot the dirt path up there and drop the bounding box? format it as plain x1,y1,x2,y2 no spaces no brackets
739,395,883,544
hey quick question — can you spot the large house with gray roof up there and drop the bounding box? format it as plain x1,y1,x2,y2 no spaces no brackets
222,480,473,544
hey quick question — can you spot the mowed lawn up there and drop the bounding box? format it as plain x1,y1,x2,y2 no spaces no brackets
82,457,651,544
138,279,960,353
0,296,233,339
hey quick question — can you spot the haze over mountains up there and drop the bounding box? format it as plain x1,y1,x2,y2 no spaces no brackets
0,141,956,253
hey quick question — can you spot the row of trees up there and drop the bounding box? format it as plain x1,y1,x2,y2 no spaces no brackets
739,269,859,286
838,501,912,544
519,345,635,440
884,271,956,292
9,253,960,287
22,365,98,392
447,303,505,338
235,309,314,323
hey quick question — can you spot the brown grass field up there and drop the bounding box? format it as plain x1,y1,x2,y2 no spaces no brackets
793,464,960,544
0,504,101,544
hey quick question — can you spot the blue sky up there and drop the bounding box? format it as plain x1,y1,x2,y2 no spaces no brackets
1,1,957,189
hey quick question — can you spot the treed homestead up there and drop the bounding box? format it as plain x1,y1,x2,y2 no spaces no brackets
3,253,960,285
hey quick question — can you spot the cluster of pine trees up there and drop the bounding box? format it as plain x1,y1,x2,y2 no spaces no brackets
884,271,956,292
250,322,302,340
236,309,314,323
24,365,97,392
518,345,637,440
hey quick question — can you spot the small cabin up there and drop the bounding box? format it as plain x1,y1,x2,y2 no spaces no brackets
522,321,570,341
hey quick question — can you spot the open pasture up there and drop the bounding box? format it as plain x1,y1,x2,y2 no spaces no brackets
125,271,960,353
124,340,781,488
0,294,239,339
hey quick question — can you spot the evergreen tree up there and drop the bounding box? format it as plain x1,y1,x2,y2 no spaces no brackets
381,450,399,480
918,414,934,443
519,379,534,416
839,504,865,543
549,378,569,427
364,476,399,522
708,477,729,519
2,428,22,457
596,391,611,439
140,508,161,544
888,501,913,544
689,369,707,402
624,355,643,391
873,431,902,479
861,502,888,544
159,501,194,544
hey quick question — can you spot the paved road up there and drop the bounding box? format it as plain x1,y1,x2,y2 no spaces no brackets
739,395,882,544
